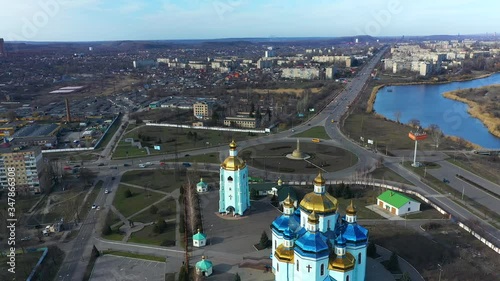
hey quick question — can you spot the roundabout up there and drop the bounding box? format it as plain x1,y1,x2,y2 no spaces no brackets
239,139,358,174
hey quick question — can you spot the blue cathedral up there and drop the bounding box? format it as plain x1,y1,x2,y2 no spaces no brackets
271,172,369,281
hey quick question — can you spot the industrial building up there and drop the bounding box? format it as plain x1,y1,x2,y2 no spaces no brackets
11,124,59,148
0,145,46,194
193,101,215,120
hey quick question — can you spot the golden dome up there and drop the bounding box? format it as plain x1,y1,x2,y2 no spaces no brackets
277,178,283,186
308,210,319,225
221,156,246,171
346,200,356,215
299,192,337,214
283,194,294,208
314,171,326,186
329,252,355,272
229,140,237,150
274,244,294,263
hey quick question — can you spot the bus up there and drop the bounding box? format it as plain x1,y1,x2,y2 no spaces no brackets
312,138,321,143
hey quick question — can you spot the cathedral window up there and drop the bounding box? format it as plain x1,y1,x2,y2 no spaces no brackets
320,264,324,275
228,176,233,182
327,220,330,229
277,263,279,272
297,260,299,271
346,276,349,281
358,253,362,264
275,240,277,249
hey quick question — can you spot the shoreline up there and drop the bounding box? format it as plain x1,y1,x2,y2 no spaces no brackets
366,71,499,113
442,88,500,139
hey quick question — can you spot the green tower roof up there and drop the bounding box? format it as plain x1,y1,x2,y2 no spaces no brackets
196,258,213,271
193,230,207,240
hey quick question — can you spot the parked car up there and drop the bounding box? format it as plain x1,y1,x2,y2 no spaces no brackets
105,189,110,194
98,163,105,166
92,204,97,209
123,163,130,167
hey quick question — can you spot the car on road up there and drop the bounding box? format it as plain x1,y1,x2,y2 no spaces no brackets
124,163,130,167
110,166,117,169
92,204,97,209
105,189,110,194
111,177,115,180
291,129,295,132
443,178,450,184
74,165,81,168
308,123,311,126
184,154,190,157
98,163,105,166
182,162,192,167
96,206,100,210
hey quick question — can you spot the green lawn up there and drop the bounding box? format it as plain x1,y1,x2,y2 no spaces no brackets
291,126,330,139
0,251,42,280
446,157,500,184
121,170,180,193
113,126,259,159
369,167,412,185
335,187,386,219
130,197,177,223
175,152,220,164
128,223,176,246
102,250,166,262
113,185,165,218
121,169,219,194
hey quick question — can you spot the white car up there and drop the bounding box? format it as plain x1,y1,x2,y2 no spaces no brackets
105,189,110,194
92,204,97,209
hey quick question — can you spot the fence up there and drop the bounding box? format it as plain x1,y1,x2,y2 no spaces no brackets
145,122,270,134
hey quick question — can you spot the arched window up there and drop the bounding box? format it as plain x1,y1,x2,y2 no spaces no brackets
297,260,299,271
227,176,233,182
275,240,277,249
327,220,330,229
358,253,362,264
346,275,349,281
277,263,279,272
320,264,324,275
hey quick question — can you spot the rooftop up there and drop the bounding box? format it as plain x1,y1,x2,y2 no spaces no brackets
12,124,59,138
377,190,416,208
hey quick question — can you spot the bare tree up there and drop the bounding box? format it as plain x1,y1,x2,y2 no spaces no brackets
408,119,420,128
427,124,443,149
393,111,402,123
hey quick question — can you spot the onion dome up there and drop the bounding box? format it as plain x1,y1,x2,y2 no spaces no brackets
346,200,357,215
221,140,246,171
328,252,356,272
300,191,338,214
277,178,283,186
308,210,319,225
314,171,326,186
283,194,294,208
229,140,237,150
275,244,294,263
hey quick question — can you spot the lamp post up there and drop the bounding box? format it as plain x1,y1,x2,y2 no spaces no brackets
438,263,442,281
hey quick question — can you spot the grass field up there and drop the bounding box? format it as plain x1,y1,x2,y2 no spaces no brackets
102,250,166,262
113,126,258,159
128,223,176,246
446,155,500,184
121,169,219,194
113,185,165,218
175,152,220,164
368,167,413,185
291,126,331,139
130,197,177,223
342,110,471,152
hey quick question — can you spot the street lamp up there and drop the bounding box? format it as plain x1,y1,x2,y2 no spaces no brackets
437,264,443,281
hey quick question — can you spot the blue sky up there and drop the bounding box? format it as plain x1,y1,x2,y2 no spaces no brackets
1,0,499,41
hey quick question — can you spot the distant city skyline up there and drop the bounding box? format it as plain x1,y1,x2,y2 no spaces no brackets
1,0,499,42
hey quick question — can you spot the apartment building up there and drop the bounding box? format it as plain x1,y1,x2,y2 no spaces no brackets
0,145,45,194
193,101,215,120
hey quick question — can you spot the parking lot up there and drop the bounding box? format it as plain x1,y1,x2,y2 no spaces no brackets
90,255,165,281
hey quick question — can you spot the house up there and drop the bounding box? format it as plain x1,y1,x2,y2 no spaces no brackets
377,190,421,216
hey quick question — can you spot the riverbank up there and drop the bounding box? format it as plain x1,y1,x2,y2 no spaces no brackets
442,85,500,139
366,71,499,113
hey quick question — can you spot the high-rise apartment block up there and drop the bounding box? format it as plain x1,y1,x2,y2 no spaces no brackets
0,146,45,194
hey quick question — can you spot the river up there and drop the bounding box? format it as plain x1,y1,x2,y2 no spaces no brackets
373,73,500,149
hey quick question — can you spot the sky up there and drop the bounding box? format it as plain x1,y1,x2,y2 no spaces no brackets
1,0,499,41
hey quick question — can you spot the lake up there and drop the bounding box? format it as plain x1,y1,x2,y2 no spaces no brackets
373,73,500,149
